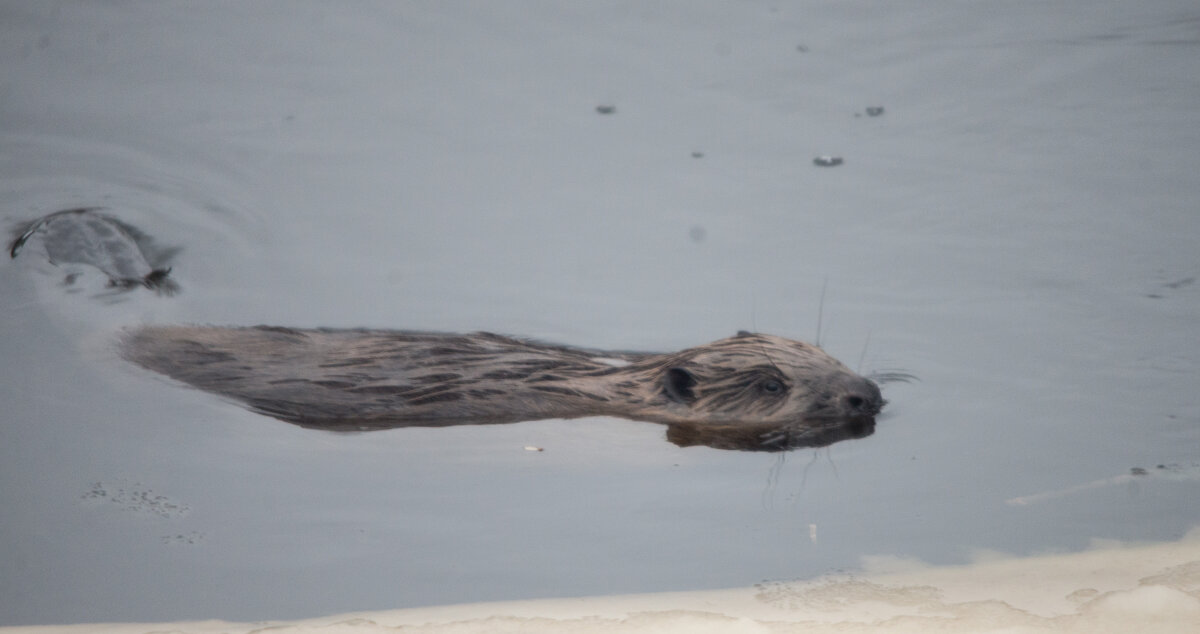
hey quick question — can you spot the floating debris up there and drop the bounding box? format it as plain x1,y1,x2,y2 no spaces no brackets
595,104,616,115
691,151,704,158
161,531,206,546
866,106,885,117
9,207,179,295
1006,463,1200,506
813,156,844,167
80,481,191,519
1145,275,1195,299
523,445,544,452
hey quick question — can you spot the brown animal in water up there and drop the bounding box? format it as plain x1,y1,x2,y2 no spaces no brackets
121,326,886,451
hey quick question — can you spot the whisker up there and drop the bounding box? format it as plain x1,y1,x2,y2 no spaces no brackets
815,278,827,347
856,332,871,374
868,370,919,385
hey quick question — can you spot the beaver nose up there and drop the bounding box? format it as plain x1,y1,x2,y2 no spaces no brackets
841,377,884,416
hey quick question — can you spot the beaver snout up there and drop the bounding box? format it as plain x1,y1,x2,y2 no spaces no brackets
842,377,885,416
807,375,885,419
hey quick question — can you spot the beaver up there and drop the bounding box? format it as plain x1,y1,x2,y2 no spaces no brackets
9,207,179,295
121,326,886,451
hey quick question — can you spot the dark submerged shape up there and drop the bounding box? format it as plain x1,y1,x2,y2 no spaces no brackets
122,326,886,451
9,207,179,295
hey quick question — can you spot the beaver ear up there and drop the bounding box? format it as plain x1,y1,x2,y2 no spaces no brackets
736,330,753,337
664,367,697,404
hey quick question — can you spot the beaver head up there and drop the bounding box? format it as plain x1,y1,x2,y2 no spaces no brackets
646,331,883,426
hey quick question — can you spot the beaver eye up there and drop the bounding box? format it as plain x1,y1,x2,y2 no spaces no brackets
761,379,784,394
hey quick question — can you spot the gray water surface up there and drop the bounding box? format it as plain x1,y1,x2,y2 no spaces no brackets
2,0,1198,626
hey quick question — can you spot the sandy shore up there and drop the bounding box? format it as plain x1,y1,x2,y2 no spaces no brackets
8,528,1198,634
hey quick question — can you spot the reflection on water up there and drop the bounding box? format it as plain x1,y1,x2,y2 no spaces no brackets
667,416,875,451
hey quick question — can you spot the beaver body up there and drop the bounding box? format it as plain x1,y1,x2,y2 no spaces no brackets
122,326,884,450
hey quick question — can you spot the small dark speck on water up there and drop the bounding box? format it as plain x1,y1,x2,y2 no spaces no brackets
813,156,843,167
866,106,885,117
691,151,704,158
689,226,707,243
1131,467,1148,476
595,105,616,115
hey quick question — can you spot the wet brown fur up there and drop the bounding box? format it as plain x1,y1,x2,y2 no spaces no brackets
121,326,884,450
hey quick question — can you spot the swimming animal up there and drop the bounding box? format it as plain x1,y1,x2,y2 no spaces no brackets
122,326,886,451
9,207,178,294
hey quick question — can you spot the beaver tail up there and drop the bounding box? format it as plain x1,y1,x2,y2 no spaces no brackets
142,268,180,296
